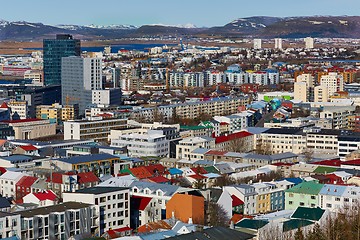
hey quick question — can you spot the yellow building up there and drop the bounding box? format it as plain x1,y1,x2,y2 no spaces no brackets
256,192,271,213
36,103,78,124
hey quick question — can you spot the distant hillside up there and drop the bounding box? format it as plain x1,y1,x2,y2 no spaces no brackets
1,16,360,41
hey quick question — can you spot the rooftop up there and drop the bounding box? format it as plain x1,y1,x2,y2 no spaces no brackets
18,202,92,218
74,186,129,195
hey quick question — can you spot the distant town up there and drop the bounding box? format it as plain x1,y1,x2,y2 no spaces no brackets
0,18,360,240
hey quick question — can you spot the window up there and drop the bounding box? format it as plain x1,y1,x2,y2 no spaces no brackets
289,201,293,205
311,196,316,200
335,197,340,201
300,202,304,206
344,198,350,202
326,203,332,208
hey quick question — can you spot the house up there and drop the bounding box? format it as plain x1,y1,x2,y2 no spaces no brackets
12,145,39,156
0,171,26,198
130,196,163,229
243,152,298,168
0,196,11,212
15,176,38,201
23,190,58,207
166,193,205,225
223,185,258,215
285,181,324,210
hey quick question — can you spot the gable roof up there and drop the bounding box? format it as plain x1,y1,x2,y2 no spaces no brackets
131,196,152,211
313,166,337,174
285,181,324,195
33,190,57,201
291,207,325,221
236,219,268,230
231,195,244,207
138,220,172,233
77,172,99,184
19,145,38,151
283,219,314,232
16,176,38,188
0,196,10,208
130,167,153,179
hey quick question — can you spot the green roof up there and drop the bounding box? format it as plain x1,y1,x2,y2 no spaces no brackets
236,219,268,230
313,166,337,174
180,125,213,130
291,207,325,221
201,121,213,127
120,168,134,176
285,181,324,195
204,166,220,174
283,219,313,232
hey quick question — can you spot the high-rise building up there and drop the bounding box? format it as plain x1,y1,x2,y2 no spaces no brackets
43,34,81,86
304,37,314,49
274,38,282,49
253,39,262,49
314,73,344,102
61,56,102,114
294,74,315,102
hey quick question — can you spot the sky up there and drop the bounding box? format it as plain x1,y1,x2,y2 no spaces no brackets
1,0,360,27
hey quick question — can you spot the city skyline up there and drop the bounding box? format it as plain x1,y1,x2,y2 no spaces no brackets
1,0,360,27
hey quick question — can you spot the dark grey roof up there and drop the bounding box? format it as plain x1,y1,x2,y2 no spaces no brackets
264,128,303,135
1,155,33,163
57,153,118,164
0,196,11,208
18,202,92,218
167,226,254,240
243,152,298,162
74,186,128,195
0,211,17,217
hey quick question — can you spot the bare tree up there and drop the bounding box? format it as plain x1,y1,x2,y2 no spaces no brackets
302,148,314,162
207,202,230,227
226,137,248,152
255,140,273,155
214,174,236,187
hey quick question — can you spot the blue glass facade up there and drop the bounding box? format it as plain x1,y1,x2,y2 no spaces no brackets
43,34,80,86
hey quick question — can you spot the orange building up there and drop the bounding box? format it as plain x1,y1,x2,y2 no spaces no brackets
166,193,204,224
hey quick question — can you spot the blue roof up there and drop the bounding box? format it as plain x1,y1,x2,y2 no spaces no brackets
57,153,118,164
0,196,10,208
169,168,183,175
283,178,303,185
2,155,33,163
319,184,346,197
140,230,177,240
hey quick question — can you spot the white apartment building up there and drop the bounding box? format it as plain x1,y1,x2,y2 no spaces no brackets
63,187,130,235
0,171,26,198
0,212,21,239
274,38,282,49
223,185,258,215
253,39,262,49
111,129,170,157
176,136,215,159
304,37,314,49
337,134,360,159
7,101,28,119
19,202,98,240
92,88,121,106
319,185,360,212
314,73,344,102
24,70,43,86
63,117,128,141
214,114,247,133
319,106,355,129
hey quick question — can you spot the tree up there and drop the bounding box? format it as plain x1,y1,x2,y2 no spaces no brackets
207,202,230,227
214,174,236,187
255,140,272,155
306,223,326,240
226,137,248,152
302,148,314,162
294,227,305,240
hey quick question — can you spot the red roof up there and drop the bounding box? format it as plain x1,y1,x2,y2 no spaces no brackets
16,176,38,188
148,176,170,183
144,164,167,175
311,159,342,167
0,102,8,109
33,190,57,201
0,167,7,174
230,214,254,224
215,131,253,144
130,167,153,179
220,122,229,126
132,196,152,211
19,145,38,151
206,150,227,156
191,167,208,174
78,172,99,184
188,174,207,180
106,227,132,239
340,159,360,166
46,172,63,184
2,118,42,124
231,195,244,207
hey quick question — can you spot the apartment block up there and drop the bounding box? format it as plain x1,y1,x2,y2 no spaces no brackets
63,187,130,235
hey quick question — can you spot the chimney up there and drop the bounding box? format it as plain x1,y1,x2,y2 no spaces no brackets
230,221,235,229
188,217,193,224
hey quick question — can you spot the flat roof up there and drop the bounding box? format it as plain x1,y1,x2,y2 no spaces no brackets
18,202,92,218
74,186,129,194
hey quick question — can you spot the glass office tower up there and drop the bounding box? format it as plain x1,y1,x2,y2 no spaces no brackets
43,34,81,86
